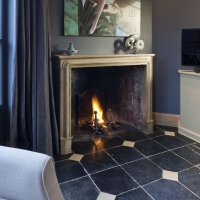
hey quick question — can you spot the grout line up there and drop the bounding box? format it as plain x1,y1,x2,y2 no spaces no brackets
119,165,142,188
142,138,194,172
116,186,140,196
154,125,166,132
149,137,169,149
140,187,155,200
88,175,101,193
54,157,72,163
148,134,165,139
170,143,194,150
87,165,119,176
147,140,195,169
101,144,123,151
90,146,144,192
141,180,161,200
58,175,89,186
147,149,170,159
174,135,197,145
170,149,195,166
79,161,101,192
192,143,200,150
145,158,164,171
141,178,163,187
120,157,146,166
178,165,195,173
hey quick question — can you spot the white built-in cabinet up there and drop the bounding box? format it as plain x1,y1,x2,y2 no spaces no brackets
178,70,200,142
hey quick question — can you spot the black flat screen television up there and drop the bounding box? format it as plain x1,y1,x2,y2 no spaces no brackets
181,28,200,66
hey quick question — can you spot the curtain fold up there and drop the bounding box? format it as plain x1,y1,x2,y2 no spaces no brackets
10,0,59,156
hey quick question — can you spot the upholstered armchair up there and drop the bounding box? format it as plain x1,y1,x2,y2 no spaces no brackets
0,146,64,200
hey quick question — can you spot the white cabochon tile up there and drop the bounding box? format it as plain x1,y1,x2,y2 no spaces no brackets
69,153,84,162
123,141,135,147
165,131,175,136
97,192,116,200
162,170,178,181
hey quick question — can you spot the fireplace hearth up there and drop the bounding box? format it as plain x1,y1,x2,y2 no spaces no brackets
54,54,155,154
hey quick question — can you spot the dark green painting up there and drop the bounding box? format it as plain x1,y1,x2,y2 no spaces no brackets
64,0,141,36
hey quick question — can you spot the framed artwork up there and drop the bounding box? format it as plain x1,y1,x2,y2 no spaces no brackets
64,0,141,36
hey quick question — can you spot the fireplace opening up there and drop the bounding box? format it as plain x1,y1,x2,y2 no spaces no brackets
71,65,146,144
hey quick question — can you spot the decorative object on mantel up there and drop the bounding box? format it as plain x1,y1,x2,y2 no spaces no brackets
64,42,78,56
124,34,144,54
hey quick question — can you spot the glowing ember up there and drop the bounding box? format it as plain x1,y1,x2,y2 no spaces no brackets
92,96,104,123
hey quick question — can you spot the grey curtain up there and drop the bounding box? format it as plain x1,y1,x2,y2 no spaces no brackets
10,0,59,156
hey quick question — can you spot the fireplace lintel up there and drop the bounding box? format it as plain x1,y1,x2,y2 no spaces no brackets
55,54,155,155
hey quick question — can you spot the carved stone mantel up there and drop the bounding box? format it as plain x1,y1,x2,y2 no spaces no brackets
54,54,155,155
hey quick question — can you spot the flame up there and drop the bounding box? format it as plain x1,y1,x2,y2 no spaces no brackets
92,96,104,123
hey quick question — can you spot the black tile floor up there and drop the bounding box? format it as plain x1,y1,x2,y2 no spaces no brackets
54,125,200,200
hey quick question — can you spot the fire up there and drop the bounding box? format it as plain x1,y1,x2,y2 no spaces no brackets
92,96,104,123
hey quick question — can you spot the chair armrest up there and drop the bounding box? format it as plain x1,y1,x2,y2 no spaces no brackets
0,146,64,200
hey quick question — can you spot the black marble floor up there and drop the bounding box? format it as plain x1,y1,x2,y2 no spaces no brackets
54,125,200,200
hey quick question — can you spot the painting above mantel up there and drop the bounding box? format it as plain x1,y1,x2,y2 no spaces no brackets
64,0,141,36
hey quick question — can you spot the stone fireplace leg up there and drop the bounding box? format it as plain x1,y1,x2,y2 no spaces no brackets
59,66,73,155
60,137,73,155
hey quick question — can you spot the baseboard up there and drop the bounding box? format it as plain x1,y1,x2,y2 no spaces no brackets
153,112,180,127
178,122,200,143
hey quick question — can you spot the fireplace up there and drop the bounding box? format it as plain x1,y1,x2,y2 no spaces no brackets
54,54,154,154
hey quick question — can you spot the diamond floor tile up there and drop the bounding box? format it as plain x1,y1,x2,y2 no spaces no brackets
69,153,84,162
97,192,116,200
122,140,135,147
162,170,178,181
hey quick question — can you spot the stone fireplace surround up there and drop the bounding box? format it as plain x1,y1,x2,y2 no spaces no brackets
55,54,154,154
